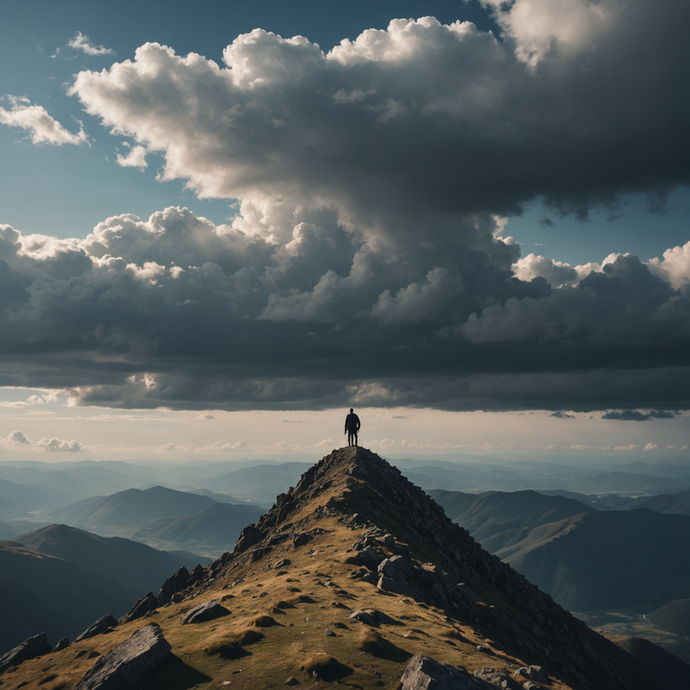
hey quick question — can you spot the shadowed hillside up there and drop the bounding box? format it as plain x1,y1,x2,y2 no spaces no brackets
501,510,690,611
16,524,208,592
430,489,596,552
0,541,138,653
649,599,690,636
433,490,690,612
629,490,690,516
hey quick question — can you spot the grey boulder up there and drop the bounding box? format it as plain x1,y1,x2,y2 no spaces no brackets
400,655,486,689
75,615,118,642
182,599,230,624
75,624,170,690
120,592,158,624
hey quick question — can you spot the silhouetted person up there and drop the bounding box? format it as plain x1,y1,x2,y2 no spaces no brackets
345,408,361,446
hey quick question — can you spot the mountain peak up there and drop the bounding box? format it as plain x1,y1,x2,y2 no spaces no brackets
220,446,673,689
5,447,680,690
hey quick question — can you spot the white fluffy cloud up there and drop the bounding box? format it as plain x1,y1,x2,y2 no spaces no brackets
68,31,114,57
481,0,622,65
4,430,81,451
37,437,82,452
648,241,690,290
116,143,148,169
515,247,690,291
70,3,689,234
512,254,578,288
0,96,88,146
8,430,30,444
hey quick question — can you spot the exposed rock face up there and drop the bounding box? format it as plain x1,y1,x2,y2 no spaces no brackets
234,525,263,553
120,592,158,623
74,624,170,690
400,655,484,689
473,667,520,689
181,599,230,624
0,633,51,674
157,566,189,605
513,665,548,683
75,615,118,642
53,638,70,653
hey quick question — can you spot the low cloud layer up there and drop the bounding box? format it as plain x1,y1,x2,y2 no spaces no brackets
5,430,82,452
1,1,689,412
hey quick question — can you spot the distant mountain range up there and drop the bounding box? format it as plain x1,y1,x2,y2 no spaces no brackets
40,486,218,528
132,502,265,554
631,490,690,516
35,485,265,557
431,489,690,612
429,489,595,552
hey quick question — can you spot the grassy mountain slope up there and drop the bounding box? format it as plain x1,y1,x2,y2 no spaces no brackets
614,636,690,690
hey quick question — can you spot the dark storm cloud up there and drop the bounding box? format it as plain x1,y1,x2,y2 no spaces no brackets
603,410,676,422
0,1,689,411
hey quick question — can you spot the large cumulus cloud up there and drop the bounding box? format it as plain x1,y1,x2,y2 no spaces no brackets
1,1,689,411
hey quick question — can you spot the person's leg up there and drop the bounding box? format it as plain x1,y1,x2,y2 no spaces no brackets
353,431,358,446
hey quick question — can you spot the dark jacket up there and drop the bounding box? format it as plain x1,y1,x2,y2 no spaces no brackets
345,413,361,433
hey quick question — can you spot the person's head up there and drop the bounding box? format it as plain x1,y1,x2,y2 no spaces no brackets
350,408,353,413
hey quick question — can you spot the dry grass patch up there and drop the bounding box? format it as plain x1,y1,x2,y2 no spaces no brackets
248,614,279,628
356,628,412,662
302,653,352,681
357,628,381,653
440,628,466,642
204,627,265,660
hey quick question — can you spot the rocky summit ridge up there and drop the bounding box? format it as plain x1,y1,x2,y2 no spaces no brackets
0,446,680,690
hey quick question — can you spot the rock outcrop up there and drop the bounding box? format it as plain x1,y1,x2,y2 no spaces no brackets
75,614,118,642
0,633,51,674
400,655,484,689
74,624,170,690
181,599,230,624
156,566,189,605
120,592,158,623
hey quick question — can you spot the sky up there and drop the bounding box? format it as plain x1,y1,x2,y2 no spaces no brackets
0,0,689,463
